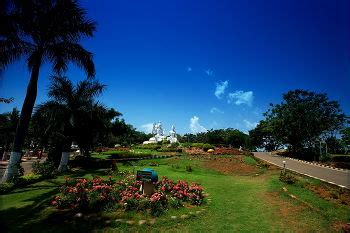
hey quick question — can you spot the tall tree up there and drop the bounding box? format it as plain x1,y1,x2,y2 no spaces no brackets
32,76,119,170
249,120,281,151
264,89,347,158
1,0,96,182
0,108,19,160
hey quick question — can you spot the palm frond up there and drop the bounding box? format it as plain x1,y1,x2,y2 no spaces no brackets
47,75,74,103
0,37,33,74
46,42,95,77
75,79,105,101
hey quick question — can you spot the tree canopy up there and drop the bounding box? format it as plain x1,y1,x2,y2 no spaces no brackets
263,89,347,154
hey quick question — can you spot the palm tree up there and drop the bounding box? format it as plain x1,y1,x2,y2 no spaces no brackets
1,0,96,182
0,108,19,161
33,76,119,171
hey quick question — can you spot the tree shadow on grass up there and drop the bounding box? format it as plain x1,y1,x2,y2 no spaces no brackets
0,183,112,233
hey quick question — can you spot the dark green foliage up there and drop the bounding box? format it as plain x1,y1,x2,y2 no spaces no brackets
169,197,184,209
32,76,120,158
157,148,183,153
102,150,156,159
0,0,96,169
264,90,347,157
0,182,15,194
325,136,344,154
32,161,56,178
279,171,297,184
191,143,215,150
0,108,19,156
180,128,251,149
249,120,280,151
341,127,350,145
134,144,161,150
109,119,151,147
186,165,193,172
319,153,332,162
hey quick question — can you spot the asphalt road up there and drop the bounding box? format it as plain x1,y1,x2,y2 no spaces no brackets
254,152,350,189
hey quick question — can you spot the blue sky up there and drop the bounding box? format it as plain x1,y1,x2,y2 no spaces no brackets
1,0,349,134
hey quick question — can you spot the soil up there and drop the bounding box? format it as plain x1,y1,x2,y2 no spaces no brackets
262,191,313,232
332,222,350,233
306,184,350,206
202,155,259,175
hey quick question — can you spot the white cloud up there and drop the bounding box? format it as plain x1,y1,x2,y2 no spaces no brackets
227,90,254,106
210,107,224,114
187,67,192,72
243,119,258,130
140,123,153,134
190,116,207,134
215,80,229,99
205,69,214,76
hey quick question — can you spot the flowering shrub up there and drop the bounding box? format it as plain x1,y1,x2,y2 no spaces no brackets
150,192,168,216
157,176,205,205
52,175,205,216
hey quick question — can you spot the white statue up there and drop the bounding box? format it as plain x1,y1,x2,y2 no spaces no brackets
144,121,166,144
168,125,178,144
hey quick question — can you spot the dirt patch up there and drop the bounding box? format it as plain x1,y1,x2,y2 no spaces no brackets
263,191,307,231
306,184,350,206
203,156,259,175
265,191,305,217
332,222,350,232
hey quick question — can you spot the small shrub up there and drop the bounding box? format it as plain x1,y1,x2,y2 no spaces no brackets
53,176,205,216
17,173,42,185
150,192,168,216
181,142,192,148
0,182,15,194
32,160,56,178
157,148,182,153
186,165,193,172
191,143,215,151
169,197,183,209
320,153,332,162
279,171,297,184
134,144,161,150
259,162,270,169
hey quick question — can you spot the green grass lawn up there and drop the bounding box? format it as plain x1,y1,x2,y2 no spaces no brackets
1,155,349,232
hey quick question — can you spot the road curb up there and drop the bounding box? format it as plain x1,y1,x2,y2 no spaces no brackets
254,154,349,190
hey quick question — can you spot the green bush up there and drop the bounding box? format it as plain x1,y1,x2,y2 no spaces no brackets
320,153,332,162
279,171,297,184
191,143,215,151
18,173,42,185
102,150,155,158
157,148,183,153
134,144,161,150
186,165,193,172
32,160,56,178
181,142,192,148
169,142,180,148
169,197,184,209
0,182,15,194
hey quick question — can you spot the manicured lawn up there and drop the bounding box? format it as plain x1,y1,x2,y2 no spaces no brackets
1,154,349,232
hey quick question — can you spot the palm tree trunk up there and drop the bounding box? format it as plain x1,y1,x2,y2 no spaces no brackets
58,152,70,172
1,60,41,183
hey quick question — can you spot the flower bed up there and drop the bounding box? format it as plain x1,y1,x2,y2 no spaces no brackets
52,175,205,216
